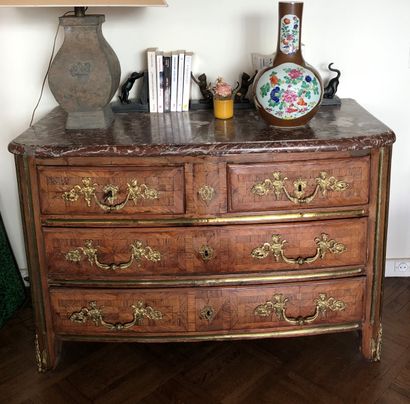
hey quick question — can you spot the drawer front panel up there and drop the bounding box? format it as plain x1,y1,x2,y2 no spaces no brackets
51,277,364,336
38,166,185,215
194,277,365,332
45,218,367,280
228,157,370,212
50,288,189,335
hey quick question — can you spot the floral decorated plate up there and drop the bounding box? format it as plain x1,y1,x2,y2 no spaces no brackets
255,62,322,121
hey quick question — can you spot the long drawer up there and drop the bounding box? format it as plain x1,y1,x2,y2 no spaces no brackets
44,218,367,281
37,165,185,215
228,156,370,212
50,277,365,336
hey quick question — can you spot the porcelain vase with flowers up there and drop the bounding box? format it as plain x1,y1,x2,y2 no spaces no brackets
254,1,323,127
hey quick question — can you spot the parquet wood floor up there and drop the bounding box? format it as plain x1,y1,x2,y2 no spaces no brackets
0,278,409,404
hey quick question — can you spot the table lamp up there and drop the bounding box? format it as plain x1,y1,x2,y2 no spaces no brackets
0,0,167,129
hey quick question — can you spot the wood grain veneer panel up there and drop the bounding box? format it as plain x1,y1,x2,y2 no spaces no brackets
50,277,364,336
50,288,188,336
44,218,367,280
37,165,185,215
228,156,370,212
186,162,227,215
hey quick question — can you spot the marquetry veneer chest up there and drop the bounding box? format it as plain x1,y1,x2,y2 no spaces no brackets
9,99,395,371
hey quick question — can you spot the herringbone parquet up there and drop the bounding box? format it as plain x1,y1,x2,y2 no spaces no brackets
0,278,409,404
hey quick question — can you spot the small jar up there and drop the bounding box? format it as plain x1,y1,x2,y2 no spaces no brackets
213,98,234,120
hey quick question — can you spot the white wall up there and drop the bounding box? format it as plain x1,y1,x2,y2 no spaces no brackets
0,0,409,269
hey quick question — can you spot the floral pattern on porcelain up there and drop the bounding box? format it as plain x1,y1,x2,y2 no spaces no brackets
256,63,321,120
280,14,299,54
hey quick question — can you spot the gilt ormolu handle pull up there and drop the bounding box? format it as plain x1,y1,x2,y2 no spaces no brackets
65,240,161,270
254,293,347,325
69,301,163,330
251,233,346,265
251,171,348,204
62,177,159,211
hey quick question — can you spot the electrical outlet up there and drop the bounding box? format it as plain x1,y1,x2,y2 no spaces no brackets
394,260,410,273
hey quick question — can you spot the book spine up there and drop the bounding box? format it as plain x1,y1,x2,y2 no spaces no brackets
176,50,185,112
156,51,164,113
147,48,158,113
170,52,178,112
182,52,193,111
163,53,171,112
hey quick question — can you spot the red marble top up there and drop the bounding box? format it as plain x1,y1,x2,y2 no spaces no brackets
8,99,395,158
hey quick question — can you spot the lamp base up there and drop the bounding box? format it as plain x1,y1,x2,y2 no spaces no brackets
66,105,114,130
48,14,121,130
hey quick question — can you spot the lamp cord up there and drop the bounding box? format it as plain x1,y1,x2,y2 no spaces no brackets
29,10,74,128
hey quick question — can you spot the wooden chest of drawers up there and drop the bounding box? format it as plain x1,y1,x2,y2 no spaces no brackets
9,99,395,371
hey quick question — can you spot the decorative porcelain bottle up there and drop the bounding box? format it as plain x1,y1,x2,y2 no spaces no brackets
254,1,323,127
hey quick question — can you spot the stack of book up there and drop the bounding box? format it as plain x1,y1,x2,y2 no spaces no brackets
251,52,274,71
147,48,194,113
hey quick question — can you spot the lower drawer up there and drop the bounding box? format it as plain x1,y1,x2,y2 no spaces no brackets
44,218,367,281
50,277,365,337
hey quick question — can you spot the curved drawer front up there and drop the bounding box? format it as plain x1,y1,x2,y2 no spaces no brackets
50,288,189,335
50,277,364,336
44,218,367,281
37,166,185,215
194,277,364,332
228,157,370,212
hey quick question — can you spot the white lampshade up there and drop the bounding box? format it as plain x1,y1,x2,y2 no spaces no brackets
0,0,167,6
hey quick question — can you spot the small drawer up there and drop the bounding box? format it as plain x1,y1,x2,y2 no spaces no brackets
50,277,364,336
227,157,370,212
50,288,189,336
37,165,185,215
194,277,365,332
44,218,367,281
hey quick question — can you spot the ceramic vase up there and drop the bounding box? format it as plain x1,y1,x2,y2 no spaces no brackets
254,2,323,127
48,15,121,130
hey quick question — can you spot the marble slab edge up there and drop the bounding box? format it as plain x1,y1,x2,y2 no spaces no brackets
8,132,396,158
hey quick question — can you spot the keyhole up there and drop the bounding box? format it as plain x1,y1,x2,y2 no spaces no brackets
201,305,215,321
298,184,302,192
200,245,214,261
104,190,113,202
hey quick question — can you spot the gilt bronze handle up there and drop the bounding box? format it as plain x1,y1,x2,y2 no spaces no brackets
62,177,159,211
69,301,163,330
254,293,347,326
65,240,161,270
251,233,346,265
251,171,348,204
